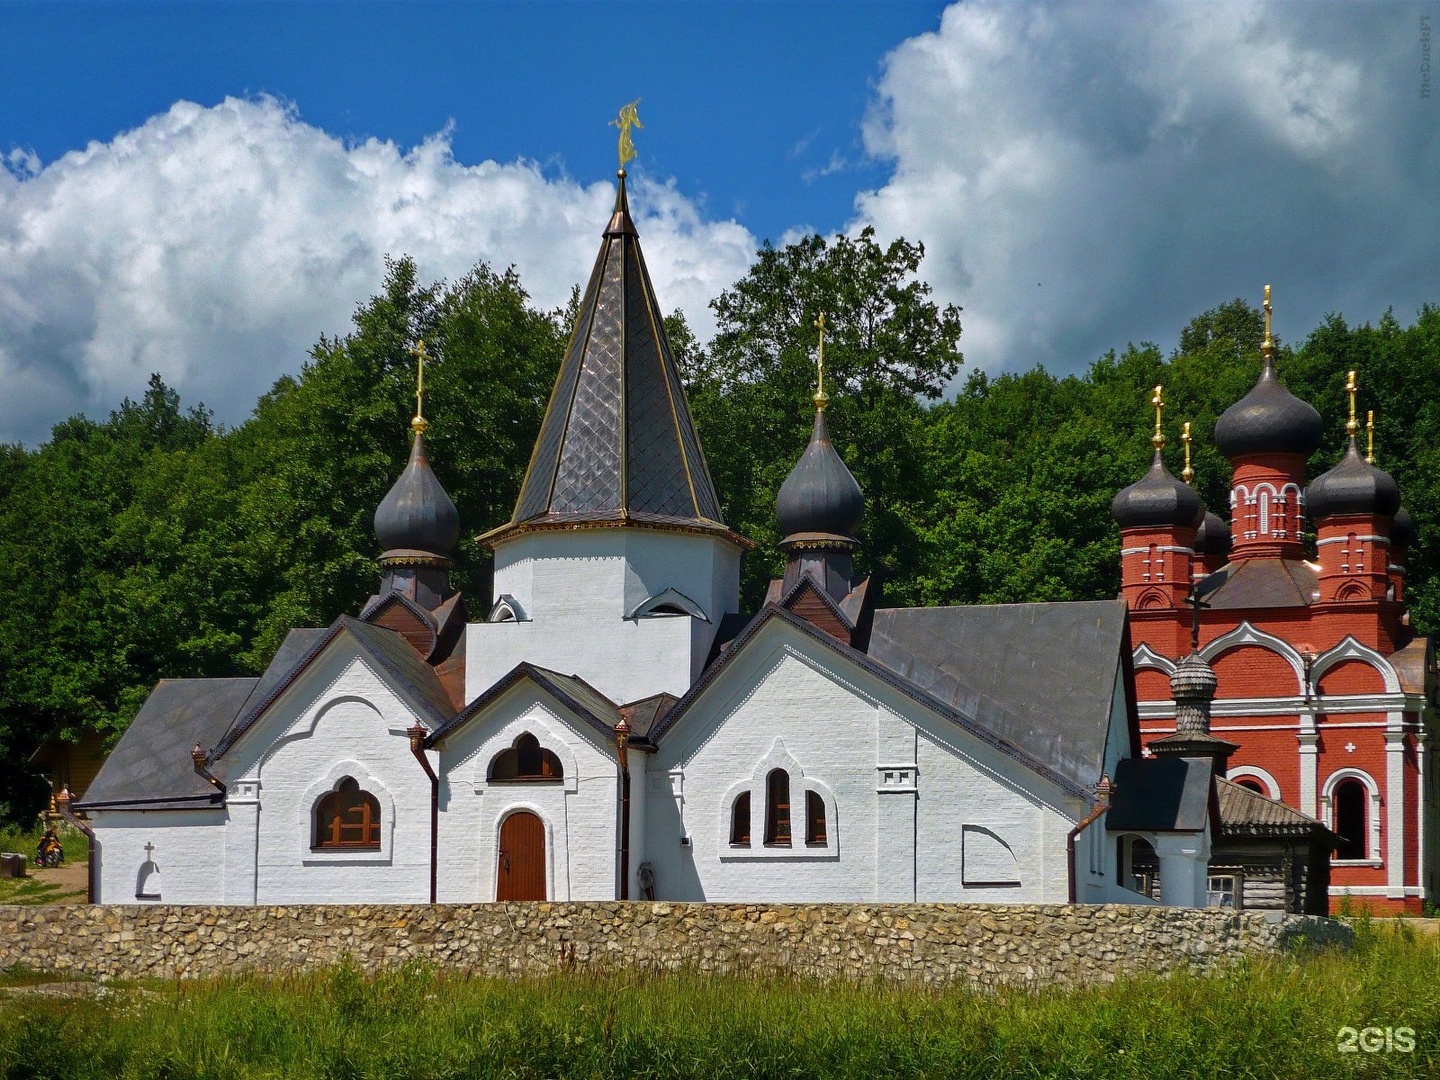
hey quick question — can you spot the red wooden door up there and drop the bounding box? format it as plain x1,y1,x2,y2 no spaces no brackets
497,811,546,900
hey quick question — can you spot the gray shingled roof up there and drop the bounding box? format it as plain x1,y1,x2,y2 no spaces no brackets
212,615,454,761
486,177,733,546
76,678,256,809
1216,776,1336,838
867,600,1133,794
651,603,1099,800
1197,558,1318,609
1106,756,1213,832
429,662,620,746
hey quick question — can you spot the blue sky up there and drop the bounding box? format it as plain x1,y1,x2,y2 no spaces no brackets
1,1,1437,444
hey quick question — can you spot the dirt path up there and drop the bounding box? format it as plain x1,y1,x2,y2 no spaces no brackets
0,859,89,904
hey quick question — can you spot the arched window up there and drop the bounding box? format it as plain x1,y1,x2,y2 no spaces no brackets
805,789,827,846
313,777,380,850
730,792,751,847
488,733,563,782
1117,836,1159,897
1259,491,1271,534
1334,779,1368,860
764,769,791,846
1236,778,1264,795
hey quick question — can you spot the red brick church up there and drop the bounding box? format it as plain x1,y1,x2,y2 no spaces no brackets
1113,288,1436,914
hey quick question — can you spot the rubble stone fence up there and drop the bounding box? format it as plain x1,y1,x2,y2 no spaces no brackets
0,902,1352,989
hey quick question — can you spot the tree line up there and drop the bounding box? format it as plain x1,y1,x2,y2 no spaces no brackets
2,234,1437,821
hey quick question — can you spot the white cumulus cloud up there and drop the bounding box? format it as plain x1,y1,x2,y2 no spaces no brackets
856,0,1439,376
0,96,756,443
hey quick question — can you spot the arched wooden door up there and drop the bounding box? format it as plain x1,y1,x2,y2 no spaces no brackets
497,811,546,900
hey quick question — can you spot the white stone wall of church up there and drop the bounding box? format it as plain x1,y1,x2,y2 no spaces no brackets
642,623,1083,904
87,808,227,904
472,530,739,704
228,647,434,905
434,687,619,902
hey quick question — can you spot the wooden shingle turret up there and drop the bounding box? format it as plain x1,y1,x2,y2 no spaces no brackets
482,171,743,550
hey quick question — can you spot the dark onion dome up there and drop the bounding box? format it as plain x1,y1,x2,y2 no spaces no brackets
1110,451,1204,530
1214,358,1324,458
1305,438,1401,521
1392,505,1417,549
374,431,460,558
1194,511,1232,557
776,409,864,541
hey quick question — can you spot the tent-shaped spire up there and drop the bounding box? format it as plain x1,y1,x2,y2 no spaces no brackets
483,173,741,548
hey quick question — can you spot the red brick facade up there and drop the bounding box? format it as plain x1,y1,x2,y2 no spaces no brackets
1118,379,1437,915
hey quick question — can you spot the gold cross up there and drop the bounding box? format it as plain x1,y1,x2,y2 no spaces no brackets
611,100,642,169
1151,385,1165,450
1181,421,1194,484
412,341,429,435
1367,410,1376,464
1262,283,1273,356
813,313,829,410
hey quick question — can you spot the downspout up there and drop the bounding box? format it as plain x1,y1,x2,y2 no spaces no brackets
408,725,439,904
53,787,96,904
615,716,631,901
1067,775,1113,904
191,744,227,797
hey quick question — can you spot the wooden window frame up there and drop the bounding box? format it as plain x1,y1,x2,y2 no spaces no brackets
805,789,827,846
488,733,564,783
313,777,381,850
730,791,751,847
764,769,791,847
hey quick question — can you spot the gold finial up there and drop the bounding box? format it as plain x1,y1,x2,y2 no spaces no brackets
411,340,429,435
1345,370,1358,438
1181,421,1194,484
813,313,829,410
1261,284,1273,359
611,100,642,171
1367,409,1375,464
1151,385,1165,450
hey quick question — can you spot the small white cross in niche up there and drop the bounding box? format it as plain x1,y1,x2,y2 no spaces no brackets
1345,742,1357,753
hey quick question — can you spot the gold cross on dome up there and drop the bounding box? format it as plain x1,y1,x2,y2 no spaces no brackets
1151,385,1165,450
1367,410,1376,464
813,313,829,410
1181,421,1194,484
611,100,642,169
412,340,429,435
1262,284,1273,356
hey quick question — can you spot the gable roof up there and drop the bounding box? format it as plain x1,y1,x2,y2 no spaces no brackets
482,177,744,550
428,662,621,747
210,615,454,762
650,603,1095,801
867,600,1133,794
75,678,257,810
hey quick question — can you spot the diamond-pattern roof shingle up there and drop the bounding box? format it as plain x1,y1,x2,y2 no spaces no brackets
489,176,731,546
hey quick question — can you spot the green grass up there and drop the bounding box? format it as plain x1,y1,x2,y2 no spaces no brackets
0,922,1437,1078
0,821,88,906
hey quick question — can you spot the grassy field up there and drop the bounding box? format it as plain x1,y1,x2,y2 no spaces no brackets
0,919,1436,1079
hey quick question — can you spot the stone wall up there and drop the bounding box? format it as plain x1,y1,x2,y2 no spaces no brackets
0,902,1351,989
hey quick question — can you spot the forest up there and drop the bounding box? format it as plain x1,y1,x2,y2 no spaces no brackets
2,229,1437,822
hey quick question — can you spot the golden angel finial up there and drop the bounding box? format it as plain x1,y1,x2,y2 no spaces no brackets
1151,385,1165,450
1367,410,1376,464
1181,421,1194,484
411,340,429,435
1345,370,1358,438
611,100,642,171
1261,284,1274,358
813,313,829,410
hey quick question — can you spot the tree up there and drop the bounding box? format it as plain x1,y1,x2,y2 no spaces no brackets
685,228,964,606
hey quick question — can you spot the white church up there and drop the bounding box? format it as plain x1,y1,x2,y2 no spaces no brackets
75,170,1247,909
